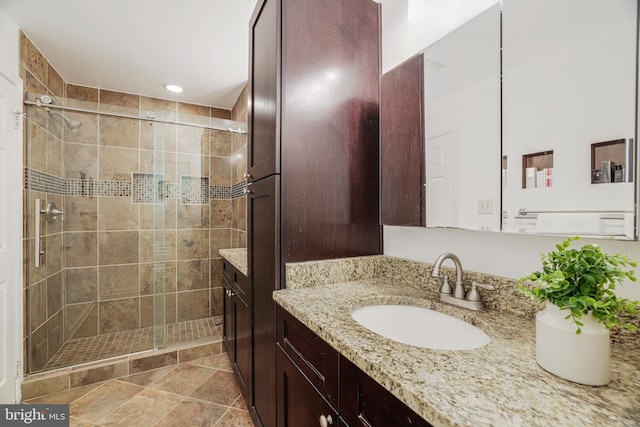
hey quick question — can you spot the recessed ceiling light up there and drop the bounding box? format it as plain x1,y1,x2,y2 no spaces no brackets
163,84,183,93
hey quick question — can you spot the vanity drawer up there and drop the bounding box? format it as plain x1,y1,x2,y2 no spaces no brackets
222,259,250,303
276,306,339,407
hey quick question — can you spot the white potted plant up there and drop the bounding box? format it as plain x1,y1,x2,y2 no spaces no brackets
519,236,639,386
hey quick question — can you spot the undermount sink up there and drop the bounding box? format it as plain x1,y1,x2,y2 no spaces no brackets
351,304,491,350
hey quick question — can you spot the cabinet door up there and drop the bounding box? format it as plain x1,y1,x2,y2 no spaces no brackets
234,292,251,398
248,175,280,427
381,53,426,226
340,356,433,427
277,347,340,427
222,279,234,360
248,0,279,181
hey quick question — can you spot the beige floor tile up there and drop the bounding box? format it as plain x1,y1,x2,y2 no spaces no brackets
149,363,215,396
155,398,228,427
189,370,240,406
189,353,230,370
70,380,144,423
119,365,177,387
215,408,254,427
99,388,183,427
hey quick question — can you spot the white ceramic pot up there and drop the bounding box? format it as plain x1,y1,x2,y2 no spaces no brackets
536,302,611,386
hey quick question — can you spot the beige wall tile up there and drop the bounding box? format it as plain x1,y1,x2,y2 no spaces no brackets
163,292,177,324
209,156,231,186
210,287,223,317
98,264,140,300
46,194,64,235
46,233,63,278
140,295,154,328
100,116,140,149
65,232,98,268
232,142,247,183
99,146,139,181
22,69,48,105
210,129,232,157
178,103,210,125
177,290,210,322
177,126,209,155
100,89,140,115
211,107,232,120
99,231,139,265
176,229,209,261
65,267,98,304
232,196,247,231
47,271,63,317
29,325,48,372
47,64,64,99
46,133,63,177
65,302,98,340
20,32,48,89
47,310,64,359
99,197,139,231
176,153,209,178
99,297,139,334
231,84,248,121
231,230,247,249
177,260,210,291
141,97,177,121
177,204,209,229
29,123,47,172
141,122,177,152
208,229,231,258
67,84,99,110
210,199,232,228
29,281,47,332
64,143,98,180
64,196,98,232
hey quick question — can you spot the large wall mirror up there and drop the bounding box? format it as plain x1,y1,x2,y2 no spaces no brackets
386,0,639,240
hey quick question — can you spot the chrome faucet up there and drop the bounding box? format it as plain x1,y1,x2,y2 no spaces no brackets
431,253,495,311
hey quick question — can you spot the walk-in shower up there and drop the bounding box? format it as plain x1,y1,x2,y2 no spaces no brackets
24,92,247,374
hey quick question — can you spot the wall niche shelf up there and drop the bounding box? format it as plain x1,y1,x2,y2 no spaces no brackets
591,138,634,184
522,150,553,189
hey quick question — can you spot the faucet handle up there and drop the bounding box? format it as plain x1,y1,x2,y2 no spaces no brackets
465,282,496,302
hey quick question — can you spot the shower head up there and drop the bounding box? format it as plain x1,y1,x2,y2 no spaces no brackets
45,107,83,133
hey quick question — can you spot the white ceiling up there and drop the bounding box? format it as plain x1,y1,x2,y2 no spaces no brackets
0,0,259,109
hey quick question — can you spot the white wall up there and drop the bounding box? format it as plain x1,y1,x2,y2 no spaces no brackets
378,0,500,72
0,8,19,74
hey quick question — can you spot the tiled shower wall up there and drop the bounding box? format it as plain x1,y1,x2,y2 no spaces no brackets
20,31,247,372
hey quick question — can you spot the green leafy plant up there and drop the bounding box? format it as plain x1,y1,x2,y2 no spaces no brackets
519,236,640,334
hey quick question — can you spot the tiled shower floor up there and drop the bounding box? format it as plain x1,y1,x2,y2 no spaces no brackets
43,316,223,371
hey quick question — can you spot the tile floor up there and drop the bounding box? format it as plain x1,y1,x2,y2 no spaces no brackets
43,317,223,371
26,352,253,427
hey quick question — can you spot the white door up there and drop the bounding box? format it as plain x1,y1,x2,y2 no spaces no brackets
0,66,23,403
426,130,456,227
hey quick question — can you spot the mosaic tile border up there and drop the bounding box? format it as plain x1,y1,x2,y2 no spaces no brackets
26,168,247,202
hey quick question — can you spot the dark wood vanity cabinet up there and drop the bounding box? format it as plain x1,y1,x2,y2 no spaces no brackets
275,306,432,427
381,53,426,226
247,0,381,425
222,261,252,401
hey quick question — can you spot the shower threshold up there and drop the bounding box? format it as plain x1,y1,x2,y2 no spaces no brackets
40,316,223,372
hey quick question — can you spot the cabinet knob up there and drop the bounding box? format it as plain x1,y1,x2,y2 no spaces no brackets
243,188,253,195
319,415,333,427
243,172,253,179
226,289,235,297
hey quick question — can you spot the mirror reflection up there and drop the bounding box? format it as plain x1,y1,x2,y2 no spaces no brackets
423,3,501,230
410,0,637,239
501,0,637,239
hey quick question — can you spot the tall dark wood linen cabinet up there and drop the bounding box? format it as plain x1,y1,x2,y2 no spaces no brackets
246,0,382,426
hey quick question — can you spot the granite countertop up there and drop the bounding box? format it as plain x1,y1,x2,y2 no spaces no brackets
273,256,640,427
219,248,248,276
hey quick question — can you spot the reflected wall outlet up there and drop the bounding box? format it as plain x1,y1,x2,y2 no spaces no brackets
477,199,494,214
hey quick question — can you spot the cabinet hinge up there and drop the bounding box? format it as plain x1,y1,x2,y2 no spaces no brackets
10,111,25,130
